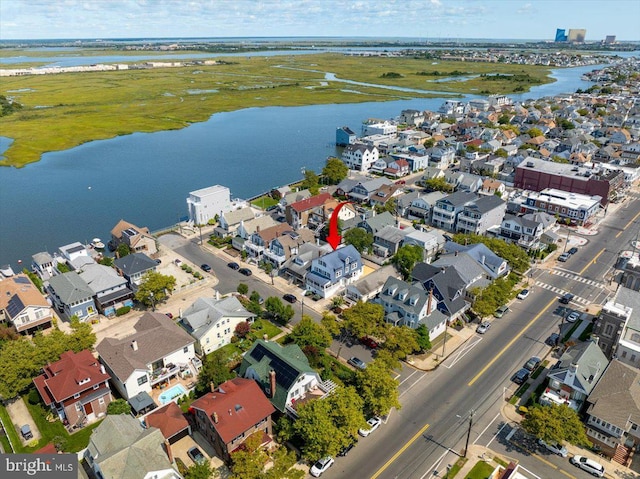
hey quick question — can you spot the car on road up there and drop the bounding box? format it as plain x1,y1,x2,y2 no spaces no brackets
227,262,240,270
358,417,382,437
348,357,367,370
545,333,560,346
337,441,356,457
516,289,530,300
538,439,568,457
512,368,530,385
238,267,252,276
566,311,581,322
558,252,571,262
476,321,491,334
283,293,297,303
567,247,578,255
524,356,541,371
570,455,605,477
310,456,334,477
360,336,379,349
493,305,509,318
559,293,574,304
187,446,207,465
165,312,174,319
200,264,212,272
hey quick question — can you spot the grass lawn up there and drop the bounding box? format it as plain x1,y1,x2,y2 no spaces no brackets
465,461,495,479
579,322,594,341
447,457,467,478
251,319,281,339
562,320,582,342
250,195,279,210
0,403,20,452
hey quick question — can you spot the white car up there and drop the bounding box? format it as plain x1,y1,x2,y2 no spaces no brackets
538,439,568,457
566,311,581,323
310,456,334,477
516,289,530,300
358,417,382,437
570,455,605,477
476,322,491,334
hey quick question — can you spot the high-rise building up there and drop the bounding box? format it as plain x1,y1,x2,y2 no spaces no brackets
568,29,587,42
555,28,567,42
605,35,616,44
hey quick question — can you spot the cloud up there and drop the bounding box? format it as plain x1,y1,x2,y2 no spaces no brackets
517,3,535,14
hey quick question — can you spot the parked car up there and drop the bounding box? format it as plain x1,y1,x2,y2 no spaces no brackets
358,417,382,437
512,368,530,385
570,455,605,477
165,312,174,319
516,289,530,300
545,333,560,346
567,247,578,255
283,293,297,303
493,305,509,318
524,356,541,371
476,322,491,334
360,336,379,349
227,262,240,270
558,252,571,262
559,293,574,304
348,357,367,370
200,264,212,272
187,446,207,465
566,311,580,323
20,424,33,440
337,441,356,457
538,439,568,457
310,457,334,477
238,267,252,276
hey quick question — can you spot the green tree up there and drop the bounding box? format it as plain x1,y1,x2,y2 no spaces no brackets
494,148,508,158
22,268,44,293
356,359,401,416
343,227,374,254
341,301,385,340
265,297,294,325
415,324,432,352
185,460,217,479
106,399,132,415
381,325,419,360
237,283,249,295
263,446,304,479
393,244,424,280
289,315,332,349
98,256,114,267
57,262,71,273
423,177,454,193
322,157,349,184
526,127,543,138
302,170,320,195
497,114,511,125
116,242,131,258
522,404,591,448
451,233,530,273
195,349,234,397
230,431,269,479
134,271,176,307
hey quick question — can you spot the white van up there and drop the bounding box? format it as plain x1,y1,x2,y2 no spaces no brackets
570,455,605,477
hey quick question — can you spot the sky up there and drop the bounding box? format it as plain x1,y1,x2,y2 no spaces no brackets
1,0,639,42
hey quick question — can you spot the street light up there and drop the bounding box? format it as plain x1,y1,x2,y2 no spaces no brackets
457,409,474,458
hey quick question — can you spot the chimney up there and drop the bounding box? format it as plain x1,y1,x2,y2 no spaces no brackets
427,288,433,315
164,440,173,463
210,382,215,393
212,412,219,424
269,370,277,398
228,408,232,415
131,340,138,351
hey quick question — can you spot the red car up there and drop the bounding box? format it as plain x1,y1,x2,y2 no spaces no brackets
360,337,379,349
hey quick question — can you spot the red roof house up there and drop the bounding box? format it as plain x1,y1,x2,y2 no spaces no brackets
285,192,333,229
144,401,191,444
190,378,275,462
33,350,112,428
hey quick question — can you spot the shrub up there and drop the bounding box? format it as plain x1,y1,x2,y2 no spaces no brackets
28,388,41,405
116,306,131,316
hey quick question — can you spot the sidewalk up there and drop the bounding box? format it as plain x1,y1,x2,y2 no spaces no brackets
408,323,476,371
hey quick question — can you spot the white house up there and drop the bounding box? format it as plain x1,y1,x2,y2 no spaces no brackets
305,245,364,299
187,185,232,225
341,144,380,172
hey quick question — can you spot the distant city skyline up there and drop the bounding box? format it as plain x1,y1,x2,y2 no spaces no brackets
1,0,639,42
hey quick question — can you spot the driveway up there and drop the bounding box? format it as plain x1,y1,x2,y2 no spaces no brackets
5,397,40,446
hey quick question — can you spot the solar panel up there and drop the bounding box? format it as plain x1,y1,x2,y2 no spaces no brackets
250,344,300,390
6,296,25,318
14,277,31,284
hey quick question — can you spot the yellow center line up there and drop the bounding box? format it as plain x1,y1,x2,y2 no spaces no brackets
468,298,556,387
370,422,430,479
579,248,605,276
615,208,640,237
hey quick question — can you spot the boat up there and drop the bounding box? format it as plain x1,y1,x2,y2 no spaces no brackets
91,238,105,250
0,264,16,278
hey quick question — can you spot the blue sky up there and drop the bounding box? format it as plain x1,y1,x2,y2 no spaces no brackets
1,0,639,41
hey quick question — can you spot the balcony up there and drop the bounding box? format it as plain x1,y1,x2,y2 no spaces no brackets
149,364,180,386
539,387,580,411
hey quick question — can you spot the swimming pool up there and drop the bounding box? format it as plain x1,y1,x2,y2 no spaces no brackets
158,384,187,405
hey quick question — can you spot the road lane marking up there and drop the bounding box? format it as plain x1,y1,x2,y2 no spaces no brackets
468,298,556,387
475,413,501,446
579,247,605,276
398,370,419,386
370,422,430,479
443,336,483,368
616,208,640,238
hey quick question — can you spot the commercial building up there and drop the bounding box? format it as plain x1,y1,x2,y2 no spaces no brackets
518,188,601,226
568,29,587,42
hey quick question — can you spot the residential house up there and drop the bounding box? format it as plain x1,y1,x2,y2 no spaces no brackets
305,245,363,299
280,242,332,286
442,242,510,280
341,144,380,172
384,158,410,177
31,251,56,281
399,109,425,127
585,360,640,466
0,274,54,334
345,265,399,303
362,120,397,136
235,215,279,241
368,184,403,210
84,415,181,479
215,207,256,238
186,185,231,225
431,191,478,231
402,229,446,264
345,178,392,203
355,211,396,236
33,350,112,428
336,126,357,146
406,191,446,222
144,402,191,445
264,229,316,269
285,192,332,230
427,146,456,169
307,199,357,235
411,263,471,321
59,242,95,270
389,149,430,172
96,312,197,400
78,263,134,317
373,225,415,258
455,195,506,235
180,296,254,356
47,272,98,320
456,173,484,194
479,179,506,197
243,223,292,262
499,214,546,251
110,219,158,256
376,277,448,340
431,253,489,292
239,339,325,414
113,253,158,291
540,341,609,411
190,378,275,462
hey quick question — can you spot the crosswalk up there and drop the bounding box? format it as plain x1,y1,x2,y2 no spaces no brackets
534,281,591,306
549,269,607,290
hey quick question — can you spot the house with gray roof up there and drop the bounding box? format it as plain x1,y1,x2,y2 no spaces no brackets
96,312,196,400
442,242,510,280
264,228,316,269
357,211,396,236
376,277,448,339
431,191,478,232
79,263,133,317
456,195,506,236
305,244,363,299
215,206,256,238
179,296,254,356
345,264,399,303
402,229,445,263
238,339,324,414
113,253,158,291
281,242,332,286
499,213,550,251
585,359,640,466
411,263,470,321
32,251,56,281
406,191,446,222
540,341,609,411
346,178,392,203
85,414,181,479
47,271,97,320
373,225,415,258
432,253,489,291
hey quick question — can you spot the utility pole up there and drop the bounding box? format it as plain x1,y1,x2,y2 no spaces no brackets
464,410,474,458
